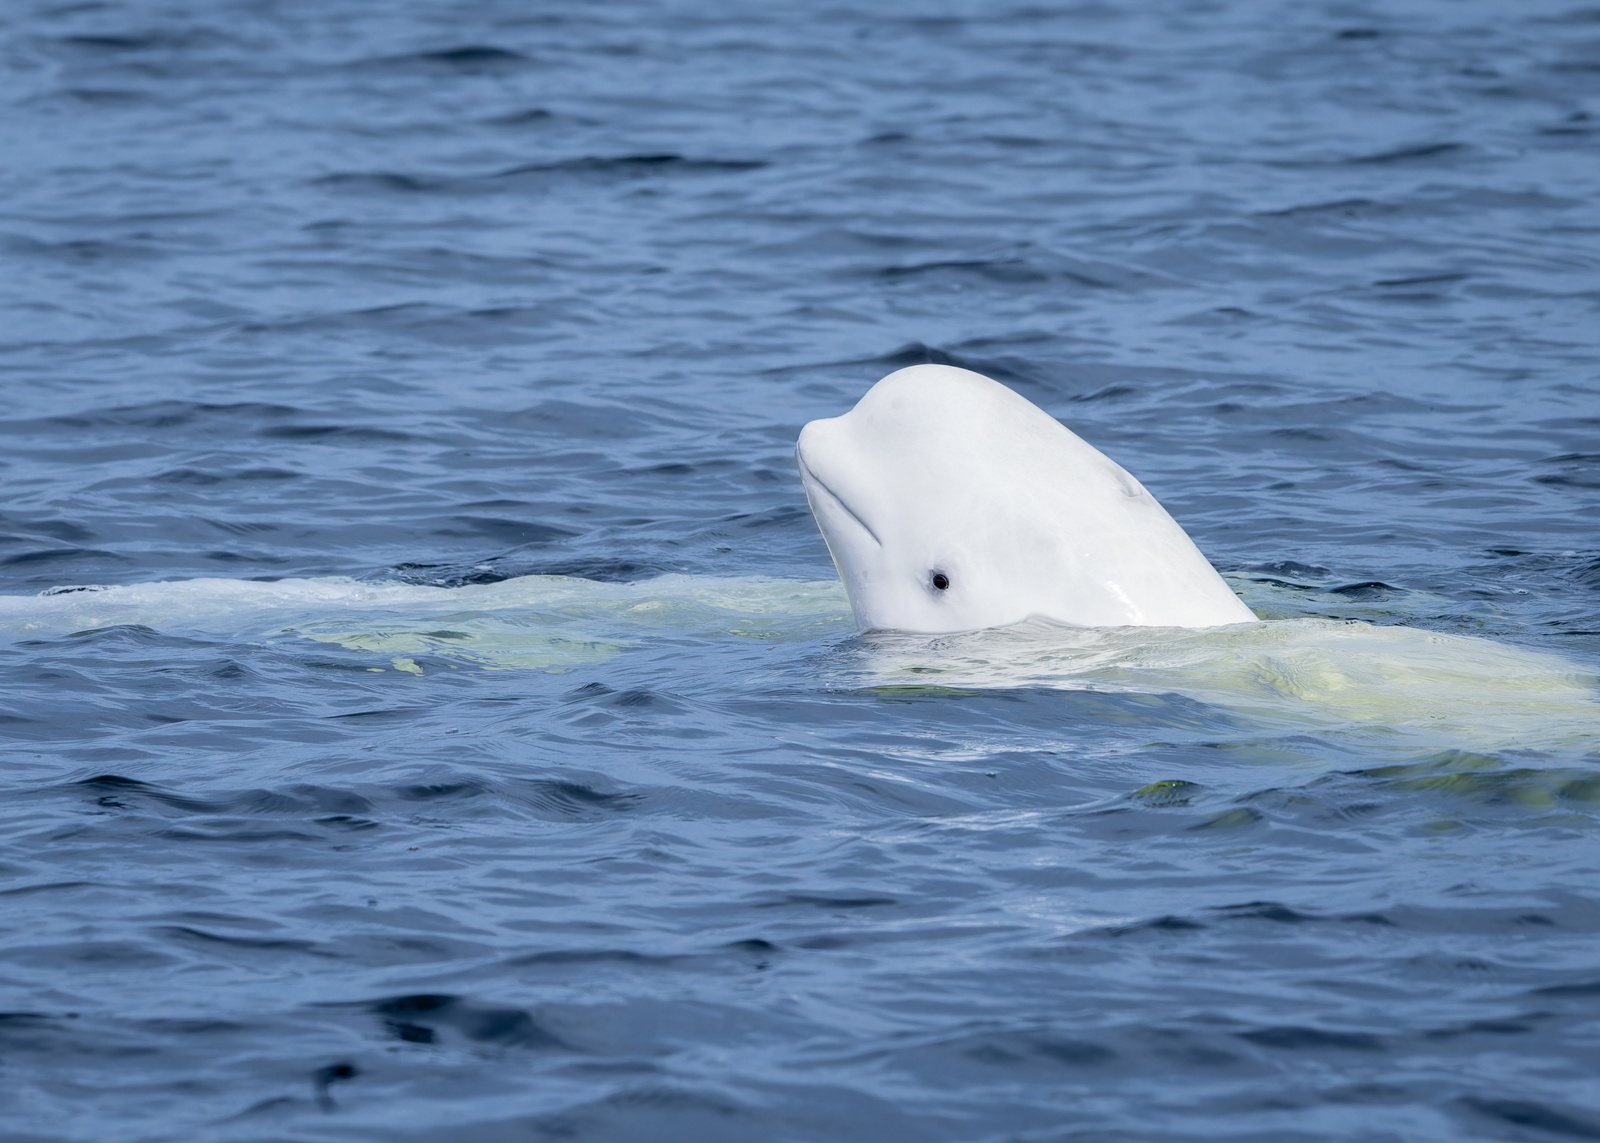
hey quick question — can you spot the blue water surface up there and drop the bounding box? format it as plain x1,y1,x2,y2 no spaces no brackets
2,1,1599,1139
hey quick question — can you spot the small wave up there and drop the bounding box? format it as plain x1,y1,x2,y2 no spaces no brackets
354,45,534,71
2,547,126,568
312,171,442,194
315,154,766,198
366,994,564,1048
492,153,768,179
1462,1098,1600,1139
878,258,1055,285
1349,142,1467,165
853,341,1052,390
0,399,297,434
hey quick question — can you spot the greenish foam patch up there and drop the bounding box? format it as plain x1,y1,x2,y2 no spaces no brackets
0,573,854,673
862,618,1600,754
1359,753,1600,808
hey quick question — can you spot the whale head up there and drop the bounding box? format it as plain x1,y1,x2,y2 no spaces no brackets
797,364,1257,634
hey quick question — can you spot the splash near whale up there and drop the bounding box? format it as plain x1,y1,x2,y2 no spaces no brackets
797,364,1257,633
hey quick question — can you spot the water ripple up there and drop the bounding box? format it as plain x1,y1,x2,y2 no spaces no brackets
1,0,1597,1139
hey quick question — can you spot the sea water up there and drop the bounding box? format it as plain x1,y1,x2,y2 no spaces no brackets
2,2,1598,1139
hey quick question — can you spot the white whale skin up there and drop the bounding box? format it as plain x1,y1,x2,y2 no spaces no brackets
796,364,1258,634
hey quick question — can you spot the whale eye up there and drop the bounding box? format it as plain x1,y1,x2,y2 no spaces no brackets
931,572,950,591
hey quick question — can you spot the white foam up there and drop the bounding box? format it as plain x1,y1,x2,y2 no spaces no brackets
4,573,1594,749
861,617,1600,752
0,574,854,670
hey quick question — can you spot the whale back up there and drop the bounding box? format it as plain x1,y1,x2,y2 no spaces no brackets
796,365,1256,633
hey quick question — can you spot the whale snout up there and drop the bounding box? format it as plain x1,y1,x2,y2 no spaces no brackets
795,416,834,472
797,418,881,550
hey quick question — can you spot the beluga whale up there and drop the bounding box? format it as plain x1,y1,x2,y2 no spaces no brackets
797,364,1258,634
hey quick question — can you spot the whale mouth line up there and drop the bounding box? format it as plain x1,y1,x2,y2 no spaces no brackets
798,453,882,548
